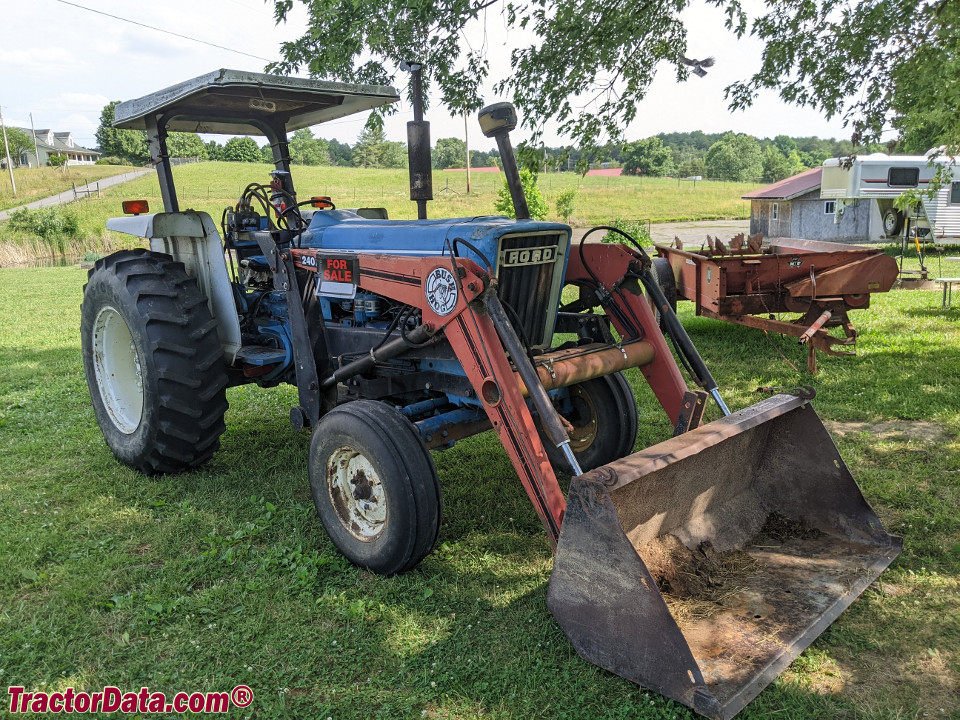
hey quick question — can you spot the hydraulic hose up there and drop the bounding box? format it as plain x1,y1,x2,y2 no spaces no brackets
636,264,732,416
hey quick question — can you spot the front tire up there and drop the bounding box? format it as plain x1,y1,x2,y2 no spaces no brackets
539,372,639,473
81,249,228,474
309,400,441,575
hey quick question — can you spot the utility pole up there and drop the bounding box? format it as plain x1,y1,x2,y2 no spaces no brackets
464,111,471,194
29,113,40,169
0,106,16,197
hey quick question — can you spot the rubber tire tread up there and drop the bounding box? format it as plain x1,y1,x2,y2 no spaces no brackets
652,257,678,334
81,248,228,474
309,400,441,575
539,371,639,473
883,207,904,237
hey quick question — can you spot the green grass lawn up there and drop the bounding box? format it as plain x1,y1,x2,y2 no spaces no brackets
1,268,958,719
0,162,757,264
0,166,137,212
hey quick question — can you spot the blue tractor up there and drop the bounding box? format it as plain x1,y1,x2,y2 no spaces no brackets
81,69,900,719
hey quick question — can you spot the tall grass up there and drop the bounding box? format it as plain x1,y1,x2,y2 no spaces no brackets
0,165,136,211
0,162,758,264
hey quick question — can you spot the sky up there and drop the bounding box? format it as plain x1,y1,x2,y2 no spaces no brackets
1,0,855,155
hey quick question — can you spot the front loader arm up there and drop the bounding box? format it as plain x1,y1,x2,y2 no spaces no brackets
565,243,691,426
292,249,568,546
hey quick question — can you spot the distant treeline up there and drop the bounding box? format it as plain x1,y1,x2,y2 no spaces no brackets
95,100,887,184
529,131,889,183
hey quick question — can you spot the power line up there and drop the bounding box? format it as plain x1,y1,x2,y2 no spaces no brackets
52,0,271,63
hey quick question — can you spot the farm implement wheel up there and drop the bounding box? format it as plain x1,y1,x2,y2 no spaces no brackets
81,249,228,474
539,372,639,473
309,400,441,575
651,257,678,333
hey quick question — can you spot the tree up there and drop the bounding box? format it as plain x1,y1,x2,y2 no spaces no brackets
205,140,224,161
289,128,330,165
270,0,958,157
166,132,208,159
555,187,577,223
381,140,407,169
96,101,149,165
621,137,675,177
432,137,467,170
726,0,959,151
704,133,762,181
494,168,548,220
772,135,797,158
352,127,406,169
676,157,705,178
48,153,68,172
222,137,263,163
326,138,353,166
761,147,792,183
3,128,33,166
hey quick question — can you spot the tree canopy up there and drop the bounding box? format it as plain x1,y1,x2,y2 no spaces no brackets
352,127,407,169
704,133,763,182
222,137,263,163
269,0,958,154
3,127,34,166
96,101,148,165
432,137,467,170
622,137,675,177
289,128,331,166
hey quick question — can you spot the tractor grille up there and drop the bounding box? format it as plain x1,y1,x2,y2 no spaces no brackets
496,232,567,350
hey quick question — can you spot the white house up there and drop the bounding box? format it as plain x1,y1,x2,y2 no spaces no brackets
15,128,100,167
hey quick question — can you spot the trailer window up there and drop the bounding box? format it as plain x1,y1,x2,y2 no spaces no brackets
951,182,960,204
888,167,919,187
824,200,836,215
771,202,779,220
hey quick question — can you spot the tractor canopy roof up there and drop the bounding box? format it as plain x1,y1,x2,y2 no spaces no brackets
112,69,400,136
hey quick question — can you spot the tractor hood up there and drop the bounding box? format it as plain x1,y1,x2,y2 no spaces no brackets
302,212,572,267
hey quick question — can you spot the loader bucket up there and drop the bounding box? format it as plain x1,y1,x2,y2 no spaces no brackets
547,394,901,720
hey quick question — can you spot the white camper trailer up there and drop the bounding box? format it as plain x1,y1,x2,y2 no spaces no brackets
821,153,960,243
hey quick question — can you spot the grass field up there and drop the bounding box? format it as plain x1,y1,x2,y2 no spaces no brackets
0,162,757,264
1,267,958,719
0,165,137,212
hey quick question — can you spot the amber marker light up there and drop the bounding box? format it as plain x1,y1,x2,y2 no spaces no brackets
122,200,150,215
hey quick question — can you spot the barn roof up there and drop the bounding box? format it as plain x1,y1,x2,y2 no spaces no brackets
742,167,821,201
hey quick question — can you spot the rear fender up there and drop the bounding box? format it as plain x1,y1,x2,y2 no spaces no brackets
106,211,241,364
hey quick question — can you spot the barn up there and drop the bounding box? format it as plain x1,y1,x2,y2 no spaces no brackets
743,167,876,242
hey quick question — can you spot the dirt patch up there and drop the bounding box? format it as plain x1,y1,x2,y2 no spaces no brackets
752,513,824,543
825,419,949,443
637,535,758,625
636,513,821,626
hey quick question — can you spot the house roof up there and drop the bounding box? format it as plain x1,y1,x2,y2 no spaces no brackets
14,127,99,157
742,167,821,201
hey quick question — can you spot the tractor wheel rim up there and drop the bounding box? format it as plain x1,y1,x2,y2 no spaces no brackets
327,446,387,541
566,385,598,453
92,305,144,434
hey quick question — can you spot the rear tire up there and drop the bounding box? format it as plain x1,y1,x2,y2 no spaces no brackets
309,400,441,575
81,249,228,474
539,372,639,473
651,257,678,333
882,207,904,237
